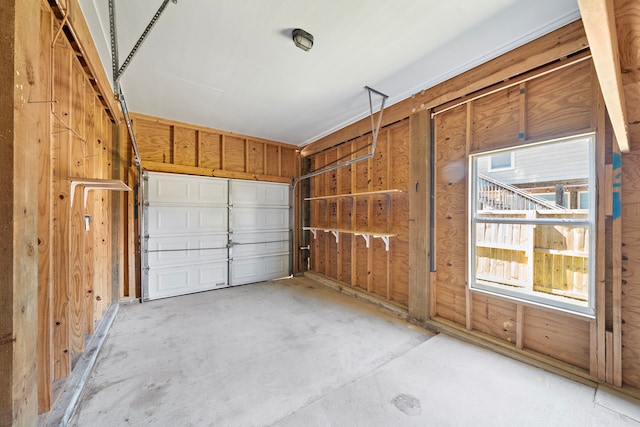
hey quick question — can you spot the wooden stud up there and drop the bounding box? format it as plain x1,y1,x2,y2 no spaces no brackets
52,37,72,380
605,331,614,384
351,142,357,288
336,146,343,283
37,7,54,413
612,137,623,387
196,130,201,167
1,0,42,422
516,304,524,350
595,72,607,381
465,103,473,331
69,58,87,354
408,110,430,322
367,137,374,293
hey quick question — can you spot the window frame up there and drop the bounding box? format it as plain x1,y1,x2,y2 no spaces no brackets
468,134,596,317
487,151,515,172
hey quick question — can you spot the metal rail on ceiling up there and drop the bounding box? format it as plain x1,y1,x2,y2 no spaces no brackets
291,86,389,190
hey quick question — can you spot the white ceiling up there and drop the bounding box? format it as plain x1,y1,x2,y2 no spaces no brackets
80,0,580,146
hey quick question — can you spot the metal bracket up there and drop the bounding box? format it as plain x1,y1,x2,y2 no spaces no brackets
354,233,370,248
303,227,317,239
374,235,391,251
292,86,388,191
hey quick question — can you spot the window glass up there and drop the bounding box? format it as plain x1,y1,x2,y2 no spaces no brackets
489,152,513,171
470,135,594,315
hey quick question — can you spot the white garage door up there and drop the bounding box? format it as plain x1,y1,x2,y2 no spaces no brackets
143,172,291,300
230,180,290,285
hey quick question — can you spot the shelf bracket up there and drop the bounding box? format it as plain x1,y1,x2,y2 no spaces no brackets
374,235,391,251
70,179,131,209
327,230,339,244
355,233,370,248
303,227,317,239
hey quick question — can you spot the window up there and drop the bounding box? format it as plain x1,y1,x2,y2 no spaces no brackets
537,193,570,208
578,191,589,209
488,151,514,171
470,134,595,316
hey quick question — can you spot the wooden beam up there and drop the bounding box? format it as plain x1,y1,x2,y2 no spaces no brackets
37,6,54,413
142,161,292,184
578,0,631,152
408,110,430,322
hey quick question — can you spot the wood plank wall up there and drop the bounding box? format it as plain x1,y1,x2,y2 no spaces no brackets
35,2,125,414
301,20,640,396
131,113,299,184
432,59,599,373
307,120,411,307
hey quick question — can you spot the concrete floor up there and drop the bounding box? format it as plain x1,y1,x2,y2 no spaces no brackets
70,277,640,426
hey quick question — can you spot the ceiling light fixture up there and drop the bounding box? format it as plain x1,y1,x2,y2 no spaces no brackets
292,28,313,51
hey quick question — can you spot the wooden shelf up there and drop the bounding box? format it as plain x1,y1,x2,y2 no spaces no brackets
533,247,589,257
305,189,405,201
302,226,396,251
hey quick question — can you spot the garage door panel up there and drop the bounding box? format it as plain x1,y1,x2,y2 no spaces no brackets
232,207,288,231
231,181,289,206
147,234,227,268
148,206,228,235
232,231,289,257
230,254,289,286
147,261,229,299
148,172,228,205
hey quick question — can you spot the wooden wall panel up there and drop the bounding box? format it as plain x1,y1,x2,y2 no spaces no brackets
523,310,591,370
371,241,388,298
173,126,197,166
224,136,245,171
281,147,297,178
471,294,518,344
265,145,280,176
26,1,130,415
306,120,410,307
136,120,172,164
434,105,467,324
132,114,298,184
621,149,640,388
526,60,594,141
470,86,520,152
247,140,265,174
69,59,87,354
431,57,600,383
37,6,53,412
200,131,222,169
52,38,72,380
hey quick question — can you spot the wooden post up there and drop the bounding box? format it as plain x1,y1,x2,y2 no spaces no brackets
408,110,430,322
0,0,42,423
37,6,54,413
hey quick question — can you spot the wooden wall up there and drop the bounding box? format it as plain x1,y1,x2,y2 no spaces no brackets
131,113,299,184
306,121,410,307
1,0,42,424
432,59,601,374
35,0,126,415
301,20,640,396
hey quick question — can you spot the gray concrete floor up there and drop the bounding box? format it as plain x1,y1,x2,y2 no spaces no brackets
70,277,640,426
